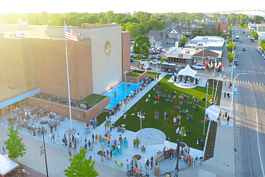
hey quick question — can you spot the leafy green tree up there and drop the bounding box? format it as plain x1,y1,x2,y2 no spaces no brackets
227,42,236,52
200,21,205,27
87,15,99,24
149,19,164,30
213,13,221,22
181,35,188,44
104,11,115,23
4,122,26,161
181,126,186,141
64,147,99,177
104,120,110,133
168,16,178,23
133,36,150,57
114,13,127,24
253,15,264,24
185,16,191,27
125,22,141,38
139,24,148,35
99,17,108,24
260,40,265,50
227,52,235,65
252,31,259,40
129,17,140,24
121,18,130,25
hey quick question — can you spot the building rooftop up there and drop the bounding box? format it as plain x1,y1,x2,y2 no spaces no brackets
167,47,199,55
185,36,224,48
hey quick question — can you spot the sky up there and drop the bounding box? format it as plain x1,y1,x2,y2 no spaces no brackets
0,0,264,14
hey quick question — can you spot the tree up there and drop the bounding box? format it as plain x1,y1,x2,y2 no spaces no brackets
181,126,186,141
227,42,237,52
64,147,99,177
125,22,141,38
4,122,26,161
99,17,108,24
185,16,191,27
181,35,188,44
134,36,150,57
87,15,99,24
200,21,205,27
149,19,164,30
213,13,221,22
253,15,264,24
260,40,265,50
104,11,115,23
114,13,127,24
227,52,235,65
104,120,110,133
129,17,140,24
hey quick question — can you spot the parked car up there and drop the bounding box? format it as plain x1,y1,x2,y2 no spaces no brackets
240,40,243,43
130,53,133,57
133,54,138,58
130,41,134,44
242,47,246,51
130,50,134,53
181,64,187,68
142,55,147,59
138,59,147,64
150,55,155,59
150,59,161,65
250,39,254,42
156,55,161,59
130,58,134,63
192,63,205,70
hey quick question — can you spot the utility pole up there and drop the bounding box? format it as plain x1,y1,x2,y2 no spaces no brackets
42,132,49,177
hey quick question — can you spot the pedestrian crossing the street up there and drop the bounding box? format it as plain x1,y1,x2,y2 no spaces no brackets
235,70,265,74
234,80,265,85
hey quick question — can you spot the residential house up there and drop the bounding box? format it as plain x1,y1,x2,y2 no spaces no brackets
148,30,167,46
249,19,258,25
166,27,182,44
182,27,199,38
217,16,228,24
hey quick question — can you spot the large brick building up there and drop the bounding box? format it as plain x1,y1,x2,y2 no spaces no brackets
0,24,130,119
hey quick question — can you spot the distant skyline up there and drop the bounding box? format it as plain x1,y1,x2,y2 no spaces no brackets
1,0,264,14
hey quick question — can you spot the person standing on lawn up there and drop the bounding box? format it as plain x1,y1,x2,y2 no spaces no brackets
157,95,160,103
166,112,169,121
157,111,159,119
154,111,157,119
164,111,166,120
134,104,137,110
153,95,156,103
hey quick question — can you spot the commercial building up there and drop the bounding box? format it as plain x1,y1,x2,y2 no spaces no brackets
185,36,225,51
0,24,130,121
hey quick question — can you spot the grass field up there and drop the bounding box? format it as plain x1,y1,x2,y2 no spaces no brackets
115,75,215,150
84,94,106,107
126,72,142,77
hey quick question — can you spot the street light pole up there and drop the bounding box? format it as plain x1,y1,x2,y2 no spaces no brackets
230,73,247,118
203,82,209,135
212,58,216,97
124,71,127,116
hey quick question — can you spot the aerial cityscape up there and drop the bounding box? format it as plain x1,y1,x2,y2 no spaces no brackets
0,4,265,177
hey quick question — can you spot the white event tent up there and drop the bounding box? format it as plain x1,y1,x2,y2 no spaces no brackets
0,154,19,176
177,64,197,78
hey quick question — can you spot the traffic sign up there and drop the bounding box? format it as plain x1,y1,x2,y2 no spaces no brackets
233,64,236,71
234,85,238,89
40,144,44,155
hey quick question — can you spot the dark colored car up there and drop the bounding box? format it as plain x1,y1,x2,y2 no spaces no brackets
142,55,147,59
150,55,155,59
130,58,134,63
242,47,246,51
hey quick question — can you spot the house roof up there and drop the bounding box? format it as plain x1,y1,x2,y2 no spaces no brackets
249,19,258,24
148,30,162,42
193,49,219,58
202,22,219,29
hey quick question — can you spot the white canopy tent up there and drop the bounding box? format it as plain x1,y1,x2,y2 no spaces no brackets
177,64,197,78
0,154,19,176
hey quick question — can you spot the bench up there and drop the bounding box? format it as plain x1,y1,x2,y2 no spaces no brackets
154,151,165,176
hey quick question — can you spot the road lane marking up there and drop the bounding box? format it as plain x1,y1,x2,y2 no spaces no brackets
251,85,265,177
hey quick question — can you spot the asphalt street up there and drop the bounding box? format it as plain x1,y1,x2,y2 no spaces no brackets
232,25,265,177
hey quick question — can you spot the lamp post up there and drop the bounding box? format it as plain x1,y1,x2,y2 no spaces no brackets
124,71,127,116
203,82,209,135
212,58,217,97
230,73,246,118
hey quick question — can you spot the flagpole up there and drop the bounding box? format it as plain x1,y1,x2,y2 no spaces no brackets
64,20,73,130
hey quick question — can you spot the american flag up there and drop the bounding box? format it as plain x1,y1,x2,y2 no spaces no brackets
65,24,79,42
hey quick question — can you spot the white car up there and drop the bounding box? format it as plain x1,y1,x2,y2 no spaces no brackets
192,63,205,70
150,59,161,65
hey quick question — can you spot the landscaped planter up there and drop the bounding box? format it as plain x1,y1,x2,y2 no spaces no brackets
204,121,217,161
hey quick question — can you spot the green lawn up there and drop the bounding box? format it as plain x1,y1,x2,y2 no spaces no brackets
147,72,161,78
97,111,109,126
115,75,215,150
126,72,142,77
84,94,106,107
